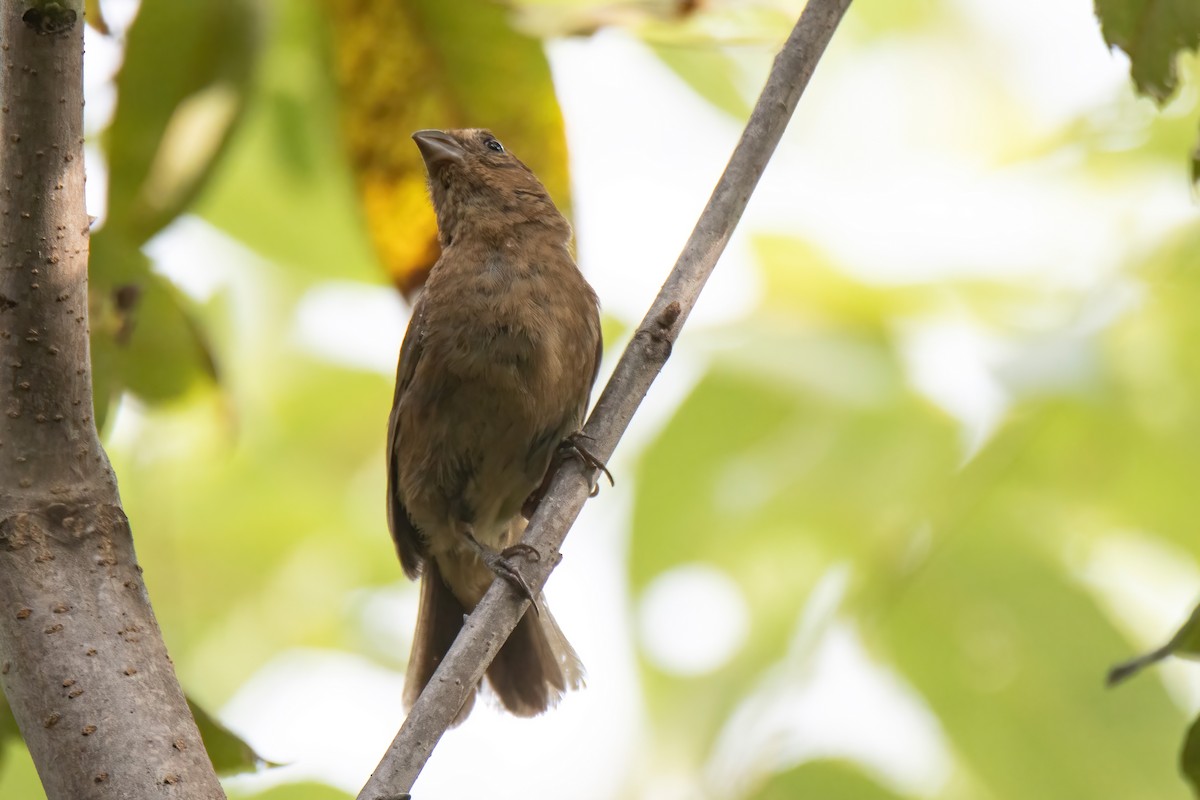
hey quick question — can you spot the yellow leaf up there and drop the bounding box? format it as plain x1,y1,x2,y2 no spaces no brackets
84,0,109,34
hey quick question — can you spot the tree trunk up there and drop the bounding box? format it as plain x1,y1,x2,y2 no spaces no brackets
0,2,225,797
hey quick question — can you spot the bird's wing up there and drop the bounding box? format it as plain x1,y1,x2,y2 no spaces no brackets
387,297,427,579
589,325,603,396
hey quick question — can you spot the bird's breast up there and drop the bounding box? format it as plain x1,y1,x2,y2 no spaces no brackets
429,261,580,387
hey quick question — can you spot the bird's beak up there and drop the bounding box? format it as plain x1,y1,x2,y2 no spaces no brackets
412,130,465,169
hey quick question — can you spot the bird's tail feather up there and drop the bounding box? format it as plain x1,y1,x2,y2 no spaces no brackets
403,563,475,724
403,564,584,723
486,597,585,716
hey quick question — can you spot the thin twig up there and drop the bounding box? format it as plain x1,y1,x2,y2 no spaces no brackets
357,0,854,795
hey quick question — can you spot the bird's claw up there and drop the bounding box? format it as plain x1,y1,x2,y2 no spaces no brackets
463,528,540,611
562,432,614,488
501,542,541,562
487,554,538,608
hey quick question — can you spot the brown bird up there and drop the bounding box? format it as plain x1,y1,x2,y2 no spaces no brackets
387,128,602,720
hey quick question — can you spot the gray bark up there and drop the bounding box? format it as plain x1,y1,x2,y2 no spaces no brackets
0,2,225,797
356,0,856,796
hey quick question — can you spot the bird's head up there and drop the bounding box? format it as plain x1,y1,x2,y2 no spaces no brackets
412,128,568,246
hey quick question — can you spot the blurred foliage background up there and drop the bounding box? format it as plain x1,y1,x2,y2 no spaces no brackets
2,0,1200,798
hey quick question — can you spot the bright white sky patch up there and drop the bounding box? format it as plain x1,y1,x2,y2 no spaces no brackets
897,313,1010,459
548,32,762,328
706,567,954,798
291,281,409,375
220,648,408,795
639,563,751,675
145,215,251,302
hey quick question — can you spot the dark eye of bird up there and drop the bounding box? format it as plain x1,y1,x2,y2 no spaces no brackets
486,139,504,153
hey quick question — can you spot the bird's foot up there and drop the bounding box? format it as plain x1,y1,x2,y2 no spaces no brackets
462,528,540,609
522,434,614,517
561,432,614,496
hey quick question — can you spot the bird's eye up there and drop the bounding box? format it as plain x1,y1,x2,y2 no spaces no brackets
486,139,504,153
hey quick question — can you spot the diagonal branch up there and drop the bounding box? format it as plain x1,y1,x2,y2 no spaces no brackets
357,0,854,796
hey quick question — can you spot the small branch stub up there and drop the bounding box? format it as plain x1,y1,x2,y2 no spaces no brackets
21,2,78,35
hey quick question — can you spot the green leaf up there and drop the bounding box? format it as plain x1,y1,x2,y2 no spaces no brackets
105,0,261,243
228,782,353,800
753,236,930,328
1192,123,1199,188
653,45,753,119
0,732,37,799
750,760,906,800
88,233,218,423
1183,714,1200,798
630,266,959,759
0,691,18,775
118,276,218,403
116,359,398,699
188,698,278,777
86,0,258,417
195,0,382,284
1095,0,1200,103
0,692,18,744
226,782,350,800
875,442,1190,800
83,0,110,34
1109,601,1200,686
